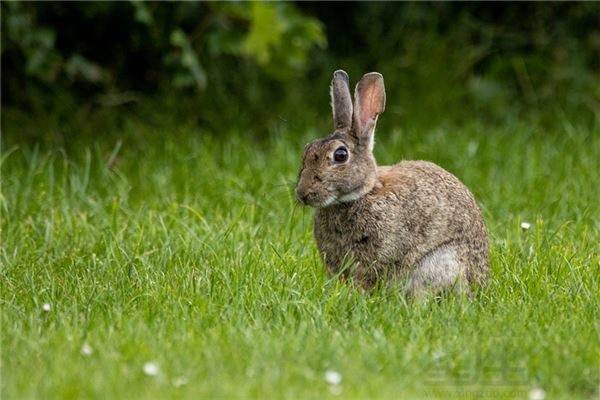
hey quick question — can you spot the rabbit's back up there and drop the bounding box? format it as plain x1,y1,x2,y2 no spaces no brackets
314,160,488,288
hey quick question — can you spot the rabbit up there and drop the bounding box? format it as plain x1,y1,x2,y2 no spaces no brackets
295,70,489,296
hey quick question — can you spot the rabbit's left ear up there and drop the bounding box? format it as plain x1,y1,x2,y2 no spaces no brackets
353,72,385,150
330,70,353,131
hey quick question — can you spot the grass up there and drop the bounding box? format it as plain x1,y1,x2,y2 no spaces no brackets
1,113,599,399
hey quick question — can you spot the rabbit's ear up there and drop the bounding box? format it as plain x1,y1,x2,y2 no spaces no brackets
330,70,353,131
353,72,385,149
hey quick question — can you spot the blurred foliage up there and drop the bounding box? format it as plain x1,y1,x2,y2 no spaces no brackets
1,2,599,140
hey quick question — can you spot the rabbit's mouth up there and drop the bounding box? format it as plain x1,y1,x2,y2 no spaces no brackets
297,184,368,208
296,187,338,208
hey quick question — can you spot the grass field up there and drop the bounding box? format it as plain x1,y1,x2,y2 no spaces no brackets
2,116,599,399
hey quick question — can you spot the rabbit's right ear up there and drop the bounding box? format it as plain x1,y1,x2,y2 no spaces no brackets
330,70,353,131
353,72,385,150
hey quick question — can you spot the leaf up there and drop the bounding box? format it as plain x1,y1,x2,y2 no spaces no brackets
130,0,153,25
65,55,105,83
169,29,206,90
242,3,284,65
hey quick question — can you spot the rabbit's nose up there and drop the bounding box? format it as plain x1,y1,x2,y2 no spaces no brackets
296,186,311,204
297,191,309,204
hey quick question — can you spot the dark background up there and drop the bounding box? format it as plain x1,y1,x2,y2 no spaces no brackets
2,2,599,142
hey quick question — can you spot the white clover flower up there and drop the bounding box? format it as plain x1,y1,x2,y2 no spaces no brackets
529,387,545,400
143,362,160,377
81,343,93,356
42,303,51,312
325,370,342,385
521,222,531,230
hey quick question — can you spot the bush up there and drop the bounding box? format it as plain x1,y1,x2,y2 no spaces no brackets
2,2,598,138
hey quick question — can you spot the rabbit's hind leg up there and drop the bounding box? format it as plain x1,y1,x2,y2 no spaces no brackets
405,244,470,298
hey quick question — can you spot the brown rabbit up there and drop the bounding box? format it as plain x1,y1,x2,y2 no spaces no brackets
295,70,489,296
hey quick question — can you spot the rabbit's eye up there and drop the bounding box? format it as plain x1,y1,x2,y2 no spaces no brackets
333,147,348,163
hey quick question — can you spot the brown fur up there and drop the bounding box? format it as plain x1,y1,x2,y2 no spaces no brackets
296,71,489,292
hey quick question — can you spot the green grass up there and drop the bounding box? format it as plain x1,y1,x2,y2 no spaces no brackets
1,116,599,399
